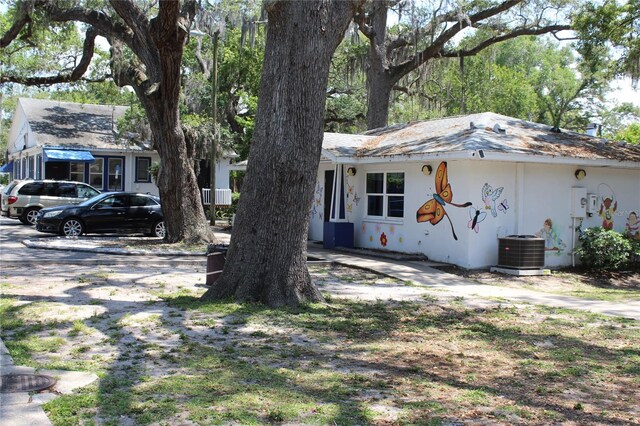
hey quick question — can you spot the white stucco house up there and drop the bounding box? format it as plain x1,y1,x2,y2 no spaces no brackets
310,112,640,269
3,98,237,201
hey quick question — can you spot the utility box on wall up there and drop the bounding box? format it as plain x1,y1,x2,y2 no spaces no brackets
586,193,598,216
571,187,587,218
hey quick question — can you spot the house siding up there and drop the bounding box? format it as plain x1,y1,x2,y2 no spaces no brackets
311,159,640,269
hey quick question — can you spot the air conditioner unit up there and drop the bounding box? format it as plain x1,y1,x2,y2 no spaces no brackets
498,235,545,269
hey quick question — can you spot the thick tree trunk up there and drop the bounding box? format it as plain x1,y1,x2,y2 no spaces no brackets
366,71,395,130
146,2,213,244
201,0,362,307
144,101,212,243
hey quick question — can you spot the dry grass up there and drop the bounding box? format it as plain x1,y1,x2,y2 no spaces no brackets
1,262,638,425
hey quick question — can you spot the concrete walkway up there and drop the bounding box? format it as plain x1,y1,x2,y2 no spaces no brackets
307,244,640,320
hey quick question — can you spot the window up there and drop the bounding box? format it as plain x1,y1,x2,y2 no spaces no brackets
97,195,128,208
70,162,85,182
57,182,77,197
130,195,158,207
28,157,35,178
18,182,45,196
108,158,123,191
90,158,104,189
36,155,42,179
366,172,405,219
21,158,27,179
135,157,151,182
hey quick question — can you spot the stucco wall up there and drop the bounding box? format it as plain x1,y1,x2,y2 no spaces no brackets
310,159,640,269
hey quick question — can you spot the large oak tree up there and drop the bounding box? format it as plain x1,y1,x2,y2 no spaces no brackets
201,0,364,307
1,0,213,243
355,0,573,129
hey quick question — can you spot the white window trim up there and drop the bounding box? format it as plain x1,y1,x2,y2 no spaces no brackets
365,171,405,222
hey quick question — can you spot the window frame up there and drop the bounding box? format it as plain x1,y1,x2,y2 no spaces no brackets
135,157,152,183
365,171,405,221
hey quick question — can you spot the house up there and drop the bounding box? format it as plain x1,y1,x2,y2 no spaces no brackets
309,112,640,269
3,98,237,202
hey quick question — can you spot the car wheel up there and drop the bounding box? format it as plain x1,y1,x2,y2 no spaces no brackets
152,220,166,238
22,207,41,225
61,218,84,237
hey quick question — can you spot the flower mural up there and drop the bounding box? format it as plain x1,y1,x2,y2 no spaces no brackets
380,232,388,247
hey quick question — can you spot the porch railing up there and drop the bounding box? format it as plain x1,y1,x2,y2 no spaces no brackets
202,188,232,206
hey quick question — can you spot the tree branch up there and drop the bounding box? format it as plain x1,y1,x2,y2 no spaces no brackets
0,0,34,48
441,24,571,58
0,27,104,85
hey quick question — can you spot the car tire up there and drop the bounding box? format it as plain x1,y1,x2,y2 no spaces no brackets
152,220,166,238
60,218,84,237
22,207,41,225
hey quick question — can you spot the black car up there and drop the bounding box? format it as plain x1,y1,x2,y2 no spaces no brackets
35,192,165,238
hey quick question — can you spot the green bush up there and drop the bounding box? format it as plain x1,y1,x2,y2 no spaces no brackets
214,192,240,222
575,227,631,270
628,238,640,268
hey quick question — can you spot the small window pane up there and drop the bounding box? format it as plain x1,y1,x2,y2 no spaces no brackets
366,173,384,193
70,163,85,182
386,173,404,194
367,195,383,216
388,196,404,218
136,158,151,182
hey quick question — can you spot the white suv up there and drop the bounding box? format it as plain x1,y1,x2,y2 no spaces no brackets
1,180,100,225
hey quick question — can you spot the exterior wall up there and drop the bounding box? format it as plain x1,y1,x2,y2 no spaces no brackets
216,157,232,190
311,159,640,269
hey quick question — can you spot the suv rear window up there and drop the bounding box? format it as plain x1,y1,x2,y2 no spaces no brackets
3,182,18,195
18,182,45,196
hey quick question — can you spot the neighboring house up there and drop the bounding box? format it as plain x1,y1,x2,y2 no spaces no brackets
3,98,237,201
310,112,640,269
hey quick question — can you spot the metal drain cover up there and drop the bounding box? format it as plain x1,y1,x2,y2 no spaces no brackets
0,374,57,393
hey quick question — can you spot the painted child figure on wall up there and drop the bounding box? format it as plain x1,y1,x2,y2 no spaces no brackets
536,218,566,253
599,196,617,229
625,211,640,240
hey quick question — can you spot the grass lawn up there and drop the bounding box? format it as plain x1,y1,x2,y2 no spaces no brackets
1,263,638,425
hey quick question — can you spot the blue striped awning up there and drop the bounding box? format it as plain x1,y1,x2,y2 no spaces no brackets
44,149,95,163
0,161,13,172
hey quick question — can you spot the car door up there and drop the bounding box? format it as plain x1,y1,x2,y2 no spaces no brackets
126,195,161,231
82,194,130,233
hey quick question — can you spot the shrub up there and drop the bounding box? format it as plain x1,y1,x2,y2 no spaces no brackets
575,227,631,270
215,192,240,222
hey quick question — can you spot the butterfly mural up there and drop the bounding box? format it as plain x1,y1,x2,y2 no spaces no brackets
417,162,472,240
481,183,504,217
468,207,487,233
497,199,509,214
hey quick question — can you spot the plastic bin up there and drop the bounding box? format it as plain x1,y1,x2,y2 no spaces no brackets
206,244,228,285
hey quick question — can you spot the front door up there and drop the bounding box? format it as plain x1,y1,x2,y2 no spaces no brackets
324,170,334,222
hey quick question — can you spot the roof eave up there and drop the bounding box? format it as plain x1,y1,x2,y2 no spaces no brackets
330,150,640,168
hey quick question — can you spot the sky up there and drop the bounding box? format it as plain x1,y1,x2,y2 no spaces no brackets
608,78,640,108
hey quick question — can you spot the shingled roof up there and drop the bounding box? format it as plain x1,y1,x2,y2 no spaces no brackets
18,98,150,151
322,112,640,166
